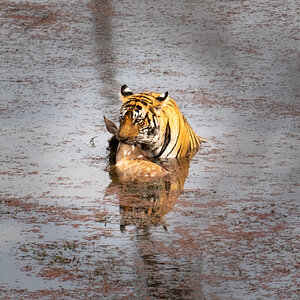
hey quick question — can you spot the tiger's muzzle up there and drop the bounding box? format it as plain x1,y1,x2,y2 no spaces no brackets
118,116,140,144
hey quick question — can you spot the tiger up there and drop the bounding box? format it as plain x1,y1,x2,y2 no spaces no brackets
118,85,207,159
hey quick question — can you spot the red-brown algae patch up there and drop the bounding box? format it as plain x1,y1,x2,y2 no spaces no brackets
38,267,76,281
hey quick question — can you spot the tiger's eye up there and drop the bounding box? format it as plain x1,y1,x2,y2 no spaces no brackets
136,119,144,125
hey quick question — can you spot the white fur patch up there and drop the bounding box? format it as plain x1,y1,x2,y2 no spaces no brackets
124,87,132,93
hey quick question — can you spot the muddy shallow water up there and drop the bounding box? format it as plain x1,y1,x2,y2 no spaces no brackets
0,0,299,299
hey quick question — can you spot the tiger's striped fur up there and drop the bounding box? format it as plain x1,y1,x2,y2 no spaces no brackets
118,85,206,159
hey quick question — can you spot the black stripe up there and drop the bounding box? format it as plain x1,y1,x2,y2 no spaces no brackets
139,100,150,106
124,99,150,109
149,107,156,116
129,96,152,106
165,119,181,157
188,125,195,150
176,145,182,158
123,103,134,110
155,122,171,158
144,112,150,125
166,131,180,157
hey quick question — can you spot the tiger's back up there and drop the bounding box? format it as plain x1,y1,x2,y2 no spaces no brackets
118,85,206,159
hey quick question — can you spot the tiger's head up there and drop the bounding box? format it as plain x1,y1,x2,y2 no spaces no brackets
118,85,168,148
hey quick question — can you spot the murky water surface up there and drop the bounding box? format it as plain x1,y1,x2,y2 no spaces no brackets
0,0,299,299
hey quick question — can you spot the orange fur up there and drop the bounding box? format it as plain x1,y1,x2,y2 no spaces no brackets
118,85,207,158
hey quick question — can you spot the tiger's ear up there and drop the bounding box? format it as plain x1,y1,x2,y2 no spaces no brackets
154,92,169,111
156,91,169,102
120,85,133,102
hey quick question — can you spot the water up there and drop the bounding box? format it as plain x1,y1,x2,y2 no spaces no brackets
0,0,299,298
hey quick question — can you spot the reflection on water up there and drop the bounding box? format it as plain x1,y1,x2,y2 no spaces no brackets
91,0,119,104
133,226,202,300
105,136,192,230
103,137,198,298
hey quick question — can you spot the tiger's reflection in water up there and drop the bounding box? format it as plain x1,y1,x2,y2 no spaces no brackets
104,119,192,231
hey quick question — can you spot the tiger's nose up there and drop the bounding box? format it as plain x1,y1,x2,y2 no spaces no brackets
117,131,128,142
